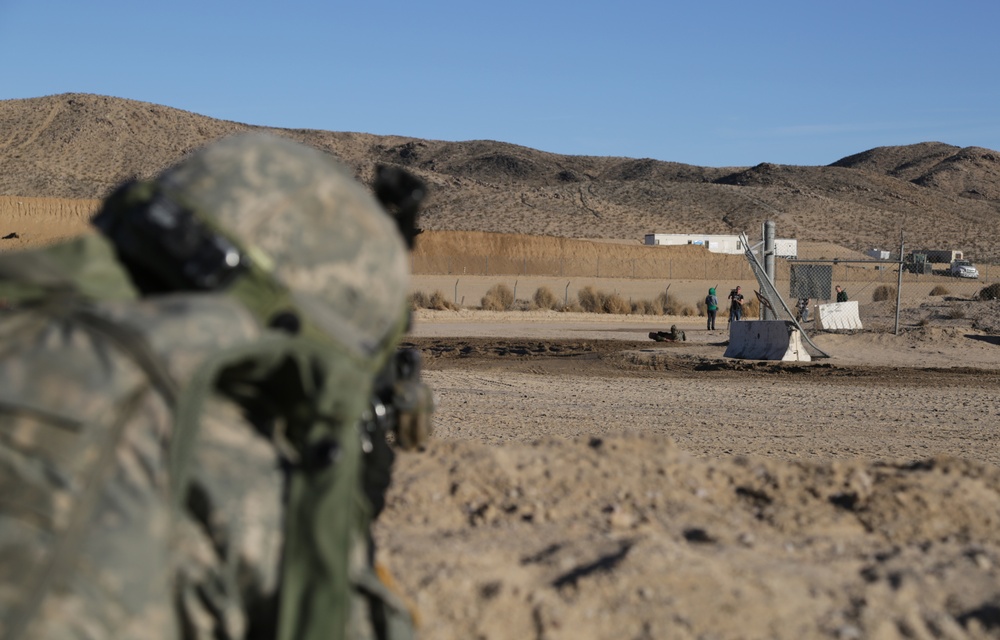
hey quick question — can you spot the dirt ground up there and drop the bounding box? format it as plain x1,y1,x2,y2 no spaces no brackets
5,203,999,638
375,309,1000,640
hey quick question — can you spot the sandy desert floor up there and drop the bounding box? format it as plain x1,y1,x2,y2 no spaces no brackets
375,309,1000,640
5,210,999,638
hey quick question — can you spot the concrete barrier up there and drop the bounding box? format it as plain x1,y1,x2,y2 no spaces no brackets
724,320,811,362
816,300,863,331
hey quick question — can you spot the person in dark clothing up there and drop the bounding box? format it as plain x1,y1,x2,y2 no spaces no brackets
796,297,810,323
836,285,848,302
728,286,744,323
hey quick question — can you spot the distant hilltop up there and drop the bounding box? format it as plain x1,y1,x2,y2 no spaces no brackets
2,93,999,260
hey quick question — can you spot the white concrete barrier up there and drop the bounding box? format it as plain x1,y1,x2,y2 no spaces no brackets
816,300,863,331
724,320,811,362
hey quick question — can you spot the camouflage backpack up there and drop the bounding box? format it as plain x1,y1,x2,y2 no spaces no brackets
0,133,428,639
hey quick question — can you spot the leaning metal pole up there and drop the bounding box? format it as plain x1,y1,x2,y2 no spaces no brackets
739,231,830,358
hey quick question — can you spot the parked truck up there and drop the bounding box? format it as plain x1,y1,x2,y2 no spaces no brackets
920,249,964,264
949,259,979,279
903,252,933,274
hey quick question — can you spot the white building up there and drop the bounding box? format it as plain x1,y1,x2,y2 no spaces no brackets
644,233,798,258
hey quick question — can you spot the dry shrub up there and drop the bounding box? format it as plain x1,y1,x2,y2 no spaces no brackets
560,300,584,313
679,304,698,316
654,292,681,315
410,290,430,310
577,285,603,313
945,306,966,319
696,299,707,316
743,298,760,318
632,299,662,315
872,285,897,302
412,289,458,310
575,286,633,314
603,292,631,314
428,290,458,310
978,283,1000,301
929,285,950,296
533,286,559,310
481,283,514,311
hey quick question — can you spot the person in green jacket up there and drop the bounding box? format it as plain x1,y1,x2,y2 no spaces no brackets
705,287,719,330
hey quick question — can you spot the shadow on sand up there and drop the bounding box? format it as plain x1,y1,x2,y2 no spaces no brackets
966,334,1000,346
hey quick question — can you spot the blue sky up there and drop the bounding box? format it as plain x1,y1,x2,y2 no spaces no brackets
2,0,998,167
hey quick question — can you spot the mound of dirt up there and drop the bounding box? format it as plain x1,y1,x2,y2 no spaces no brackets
381,435,1000,640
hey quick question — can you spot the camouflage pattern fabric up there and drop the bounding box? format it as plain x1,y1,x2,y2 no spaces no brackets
0,267,265,638
156,133,411,360
0,132,421,639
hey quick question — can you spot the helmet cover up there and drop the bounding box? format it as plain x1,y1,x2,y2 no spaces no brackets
157,132,410,355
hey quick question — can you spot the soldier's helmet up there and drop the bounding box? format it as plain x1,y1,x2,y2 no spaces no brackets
157,132,410,356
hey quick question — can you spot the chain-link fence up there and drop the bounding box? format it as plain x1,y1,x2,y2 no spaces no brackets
411,235,997,335
766,243,994,333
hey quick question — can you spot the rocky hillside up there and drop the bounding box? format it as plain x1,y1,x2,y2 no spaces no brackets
2,93,999,260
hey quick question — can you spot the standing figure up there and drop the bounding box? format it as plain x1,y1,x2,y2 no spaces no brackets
728,285,745,323
796,297,810,323
836,285,848,302
705,287,718,330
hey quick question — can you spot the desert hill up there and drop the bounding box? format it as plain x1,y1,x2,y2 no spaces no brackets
2,93,1000,259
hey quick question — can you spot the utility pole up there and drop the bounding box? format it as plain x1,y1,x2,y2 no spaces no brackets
763,220,776,320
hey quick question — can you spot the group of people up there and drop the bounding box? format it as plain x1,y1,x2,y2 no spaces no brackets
703,285,745,330
703,284,849,330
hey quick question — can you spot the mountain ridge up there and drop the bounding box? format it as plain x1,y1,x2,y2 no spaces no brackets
2,93,998,259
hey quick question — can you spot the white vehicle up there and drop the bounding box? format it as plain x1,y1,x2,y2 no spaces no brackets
949,259,979,279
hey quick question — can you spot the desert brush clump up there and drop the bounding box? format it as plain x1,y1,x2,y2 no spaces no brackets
930,285,950,296
410,291,430,310
603,292,631,314
977,283,1000,301
481,283,515,311
872,285,897,302
575,286,634,314
429,290,459,310
532,286,560,310
656,291,680,315
577,286,603,313
631,299,662,315
411,290,460,310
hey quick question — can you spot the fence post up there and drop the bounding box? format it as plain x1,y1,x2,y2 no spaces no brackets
455,278,460,305
565,281,570,306
894,233,904,335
